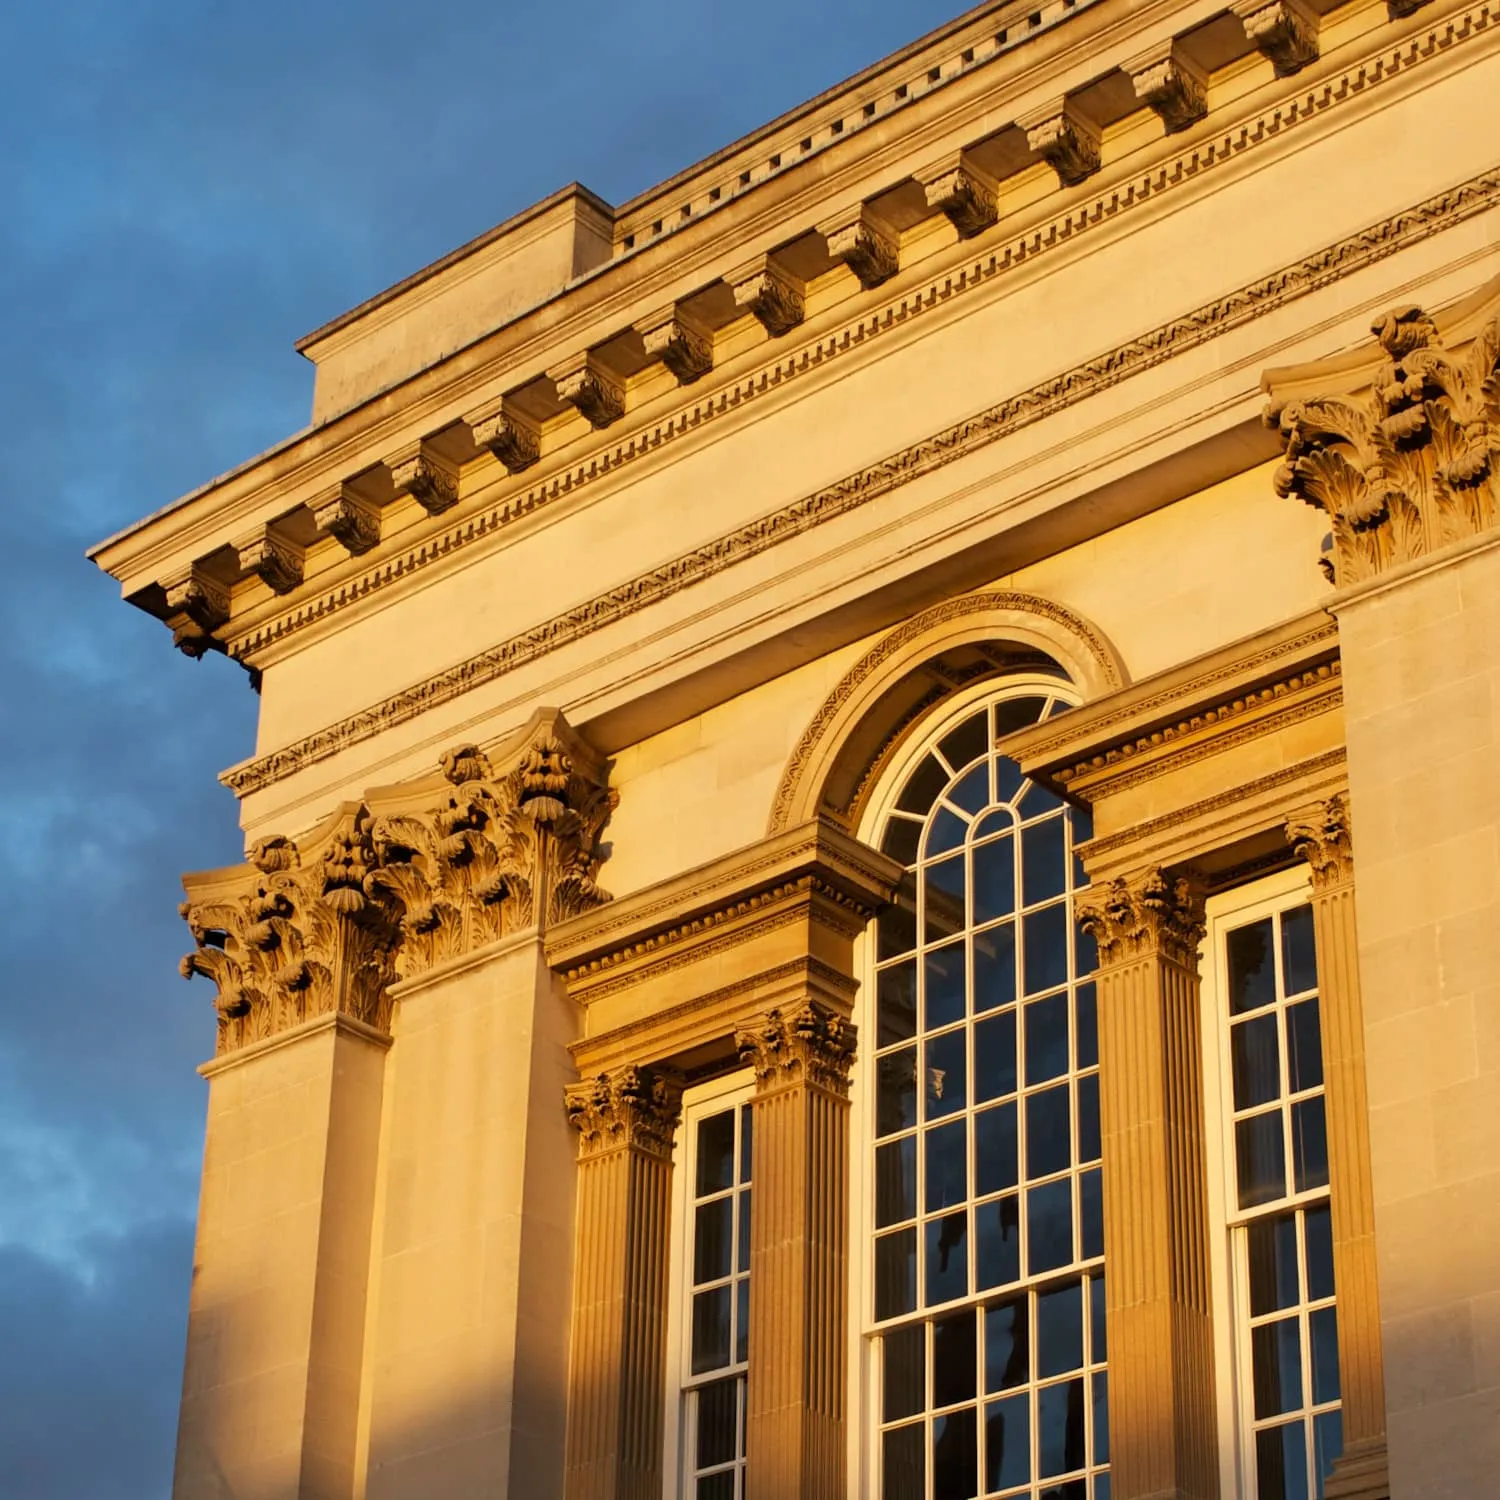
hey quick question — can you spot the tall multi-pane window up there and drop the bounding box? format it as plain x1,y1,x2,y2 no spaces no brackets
679,1091,754,1499
866,688,1109,1500
1208,884,1342,1500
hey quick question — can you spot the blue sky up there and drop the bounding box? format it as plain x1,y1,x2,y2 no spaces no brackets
0,1,961,1492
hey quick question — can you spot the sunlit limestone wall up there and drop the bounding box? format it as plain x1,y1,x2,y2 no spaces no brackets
602,461,1327,897
1337,540,1500,1499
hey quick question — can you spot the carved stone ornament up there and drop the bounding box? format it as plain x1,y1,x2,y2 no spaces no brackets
735,1000,857,1097
1268,304,1500,586
564,1065,682,1160
640,310,714,384
552,359,626,430
469,404,541,473
1233,0,1319,75
1128,51,1208,133
311,488,381,556
731,265,805,337
162,567,230,659
824,215,899,289
180,713,615,1051
1076,868,1206,969
388,450,459,515
1021,105,1101,188
1285,794,1354,891
922,165,999,237
236,529,303,594
180,814,401,1056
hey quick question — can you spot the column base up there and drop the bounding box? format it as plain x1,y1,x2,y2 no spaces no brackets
1324,1437,1390,1500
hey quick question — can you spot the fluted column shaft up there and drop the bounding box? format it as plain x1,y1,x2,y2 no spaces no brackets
1080,870,1217,1500
1287,799,1389,1500
736,1001,855,1500
563,1067,681,1500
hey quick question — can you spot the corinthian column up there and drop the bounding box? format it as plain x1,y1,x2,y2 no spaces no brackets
735,1000,856,1500
1285,797,1388,1500
563,1065,682,1500
1077,869,1217,1500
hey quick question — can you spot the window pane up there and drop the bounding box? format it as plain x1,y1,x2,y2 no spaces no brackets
1237,1112,1288,1209
986,1295,1029,1391
692,1286,732,1374
1078,1074,1101,1162
974,837,1017,925
1093,1372,1110,1466
1025,992,1071,1085
696,1111,735,1196
1027,1085,1073,1179
974,1010,1018,1102
974,1102,1018,1197
1281,904,1318,996
698,1471,736,1500
1232,1014,1282,1110
925,1031,968,1119
940,712,989,775
1091,1275,1107,1363
1038,1378,1087,1477
884,1323,926,1422
934,1308,978,1407
876,1229,917,1320
1022,816,1068,906
877,1137,917,1227
1311,1306,1341,1404
696,1376,739,1467
973,922,1017,1014
882,814,922,866
883,1422,925,1500
738,1190,751,1273
932,1405,978,1500
1074,917,1098,980
1027,1179,1074,1274
1252,1317,1304,1418
1305,1205,1335,1302
880,872,919,960
1024,904,1070,995
1255,1420,1309,1500
878,960,917,1046
985,1393,1032,1491
1036,1280,1084,1378
926,1120,968,1213
1315,1411,1344,1495
735,1277,749,1364
740,1105,752,1182
927,806,969,859
926,942,967,1030
926,1213,969,1305
897,753,947,814
1018,779,1063,818
975,1195,1021,1291
1247,1213,1301,1316
996,698,1048,738
926,858,967,945
1228,918,1277,1014
1079,1168,1104,1260
878,1050,917,1137
1287,999,1324,1094
1075,983,1098,1068
1292,1098,1329,1193
694,1197,733,1283
949,762,990,814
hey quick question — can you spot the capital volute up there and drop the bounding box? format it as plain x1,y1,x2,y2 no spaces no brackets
736,1000,857,1097
565,1065,682,1160
1285,794,1354,891
1076,867,1205,968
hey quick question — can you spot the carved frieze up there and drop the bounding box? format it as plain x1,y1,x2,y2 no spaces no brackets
1268,303,1500,586
1233,0,1319,75
180,712,615,1052
736,1000,857,1097
1285,793,1354,890
564,1065,682,1160
1076,867,1205,969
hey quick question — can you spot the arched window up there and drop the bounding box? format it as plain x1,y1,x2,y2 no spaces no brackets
861,684,1109,1500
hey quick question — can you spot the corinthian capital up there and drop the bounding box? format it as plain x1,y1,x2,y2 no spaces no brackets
1285,794,1354,891
565,1065,682,1160
1076,868,1205,968
736,1000,857,1096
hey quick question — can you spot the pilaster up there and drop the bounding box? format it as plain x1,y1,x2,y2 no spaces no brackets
1077,869,1217,1500
1285,797,1389,1500
735,1000,856,1500
563,1066,683,1500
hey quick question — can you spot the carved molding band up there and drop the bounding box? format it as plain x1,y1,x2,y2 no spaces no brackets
1285,793,1355,890
182,711,613,1054
1076,867,1206,969
736,1001,857,1097
564,1065,682,1160
1269,302,1500,587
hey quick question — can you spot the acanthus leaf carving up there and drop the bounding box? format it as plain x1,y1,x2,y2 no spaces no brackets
564,1064,682,1160
1075,867,1205,968
1268,303,1500,586
735,999,857,1096
1285,793,1354,891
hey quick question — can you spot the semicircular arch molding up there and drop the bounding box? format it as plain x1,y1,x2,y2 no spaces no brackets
768,590,1127,835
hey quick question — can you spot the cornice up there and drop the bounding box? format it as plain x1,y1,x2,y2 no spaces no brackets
98,0,1492,668
222,164,1500,799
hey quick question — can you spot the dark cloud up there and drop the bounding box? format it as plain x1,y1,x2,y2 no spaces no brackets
0,0,956,1492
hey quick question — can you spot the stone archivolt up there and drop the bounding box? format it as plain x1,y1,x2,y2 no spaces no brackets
181,712,614,1054
1269,296,1500,586
1076,867,1206,968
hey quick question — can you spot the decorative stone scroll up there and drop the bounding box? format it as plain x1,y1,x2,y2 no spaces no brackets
1268,304,1500,586
180,711,614,1054
1076,865,1205,967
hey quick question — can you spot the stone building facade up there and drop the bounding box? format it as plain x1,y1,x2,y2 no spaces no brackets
90,0,1500,1496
